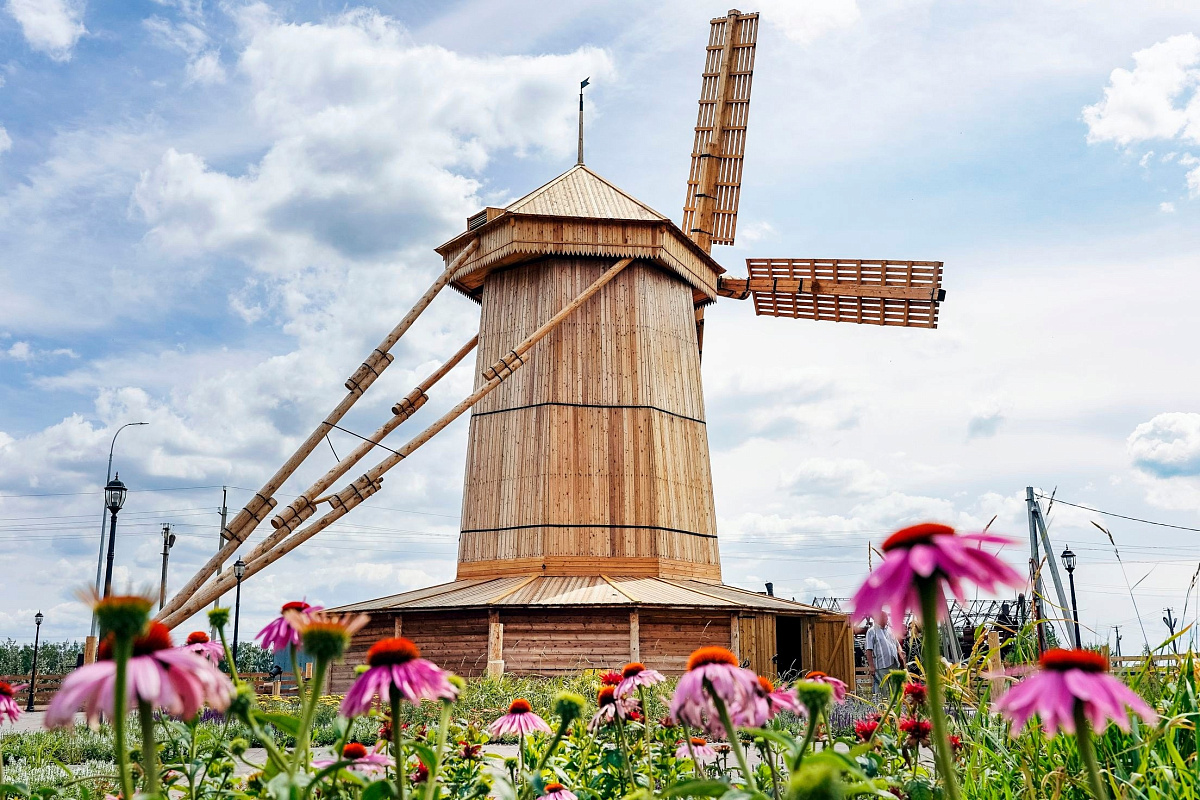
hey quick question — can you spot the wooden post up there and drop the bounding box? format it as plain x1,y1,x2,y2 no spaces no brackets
394,614,403,638
272,679,281,698
487,610,504,678
629,609,640,663
730,613,741,663
83,635,97,665
157,239,479,622
986,630,1004,698
159,258,635,629
304,662,313,681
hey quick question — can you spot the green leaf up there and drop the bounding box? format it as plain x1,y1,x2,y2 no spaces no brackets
659,779,732,798
0,783,32,799
259,712,303,736
362,780,398,800
411,741,438,770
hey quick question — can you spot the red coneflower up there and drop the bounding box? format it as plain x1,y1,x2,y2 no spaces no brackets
903,681,927,705
181,631,225,663
599,670,623,687
0,681,27,725
615,661,665,699
854,717,879,742
254,601,324,653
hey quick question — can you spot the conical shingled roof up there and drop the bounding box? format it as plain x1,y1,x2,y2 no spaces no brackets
504,164,667,221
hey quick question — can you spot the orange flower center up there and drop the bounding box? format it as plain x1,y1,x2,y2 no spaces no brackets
98,622,174,661
281,601,310,613
186,631,210,645
341,742,368,760
508,698,533,714
1040,648,1108,673
544,783,566,793
882,523,955,552
367,637,421,667
690,737,707,747
807,671,827,680
621,662,645,679
598,686,616,706
686,646,738,671
757,675,775,693
0,682,13,698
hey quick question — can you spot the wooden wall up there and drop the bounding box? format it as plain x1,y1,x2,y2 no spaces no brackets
501,610,631,675
404,611,490,678
640,611,733,675
330,612,393,693
458,258,721,581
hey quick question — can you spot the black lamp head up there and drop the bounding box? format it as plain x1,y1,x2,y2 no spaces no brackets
234,558,247,579
105,474,128,513
1060,546,1077,573
34,611,43,626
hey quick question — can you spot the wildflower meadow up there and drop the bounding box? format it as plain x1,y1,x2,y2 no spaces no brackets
0,524,1190,799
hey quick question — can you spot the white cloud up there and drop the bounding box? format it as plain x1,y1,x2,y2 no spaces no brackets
967,399,1006,439
6,341,32,360
1083,34,1200,146
0,125,10,154
757,0,860,45
143,15,207,55
781,457,888,497
185,51,225,85
1189,165,1200,198
1161,201,1177,212
5,0,86,62
1129,412,1200,477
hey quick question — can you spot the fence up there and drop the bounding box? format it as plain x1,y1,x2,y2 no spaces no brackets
1,673,65,708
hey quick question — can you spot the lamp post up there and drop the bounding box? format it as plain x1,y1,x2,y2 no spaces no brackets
25,611,43,712
90,423,148,641
1061,545,1081,649
232,558,247,666
102,475,128,598
159,524,176,610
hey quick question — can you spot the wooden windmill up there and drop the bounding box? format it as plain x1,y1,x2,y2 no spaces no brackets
153,9,943,684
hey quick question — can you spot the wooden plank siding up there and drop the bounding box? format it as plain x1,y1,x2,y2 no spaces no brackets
501,611,630,675
735,613,777,677
639,611,732,675
458,258,721,582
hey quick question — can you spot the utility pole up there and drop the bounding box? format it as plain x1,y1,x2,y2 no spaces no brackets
158,524,176,610
1025,488,1047,654
1114,626,1122,658
1164,608,1179,654
212,487,228,616
1026,487,1074,649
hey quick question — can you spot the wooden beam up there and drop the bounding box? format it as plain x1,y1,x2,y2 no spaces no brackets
394,614,403,638
600,575,638,603
487,611,505,678
690,11,739,253
160,258,634,629
156,238,479,621
267,334,478,537
629,609,640,663
487,575,539,604
718,275,942,302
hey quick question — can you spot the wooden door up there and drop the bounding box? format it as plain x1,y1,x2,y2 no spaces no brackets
736,613,777,676
809,615,855,686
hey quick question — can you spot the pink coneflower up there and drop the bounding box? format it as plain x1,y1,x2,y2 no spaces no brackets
588,685,638,732
994,648,1156,736
756,676,803,717
182,631,225,662
312,741,392,775
852,523,1024,621
676,736,718,765
46,623,233,727
0,681,27,724
254,601,324,653
805,671,848,704
341,638,457,717
669,646,764,737
614,661,665,699
539,781,577,800
489,698,551,738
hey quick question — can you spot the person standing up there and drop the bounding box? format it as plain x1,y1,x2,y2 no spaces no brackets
865,610,904,695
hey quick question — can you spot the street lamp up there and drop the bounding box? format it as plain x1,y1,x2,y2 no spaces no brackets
102,474,128,598
232,558,247,665
159,524,177,610
91,422,148,638
26,611,43,712
1061,545,1081,649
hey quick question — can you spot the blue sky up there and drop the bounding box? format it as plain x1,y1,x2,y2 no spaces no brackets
2,0,1200,656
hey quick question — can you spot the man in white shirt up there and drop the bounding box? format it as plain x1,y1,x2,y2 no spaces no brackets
864,610,904,696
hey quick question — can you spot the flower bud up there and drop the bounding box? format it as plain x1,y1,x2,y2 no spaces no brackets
208,607,230,630
229,737,249,756
553,691,586,723
794,680,834,716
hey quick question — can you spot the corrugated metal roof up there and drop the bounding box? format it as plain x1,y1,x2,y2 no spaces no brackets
505,166,666,221
332,575,827,615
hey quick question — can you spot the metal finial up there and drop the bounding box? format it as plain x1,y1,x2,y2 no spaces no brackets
577,77,589,165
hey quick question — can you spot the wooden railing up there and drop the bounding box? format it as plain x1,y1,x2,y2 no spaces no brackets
1,673,66,708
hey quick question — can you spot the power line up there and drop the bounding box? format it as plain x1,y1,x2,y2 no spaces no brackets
1036,494,1200,533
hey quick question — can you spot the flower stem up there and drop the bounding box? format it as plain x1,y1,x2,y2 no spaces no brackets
795,707,819,769
709,690,757,792
1073,702,1109,799
639,686,654,789
294,656,327,771
917,578,962,800
215,625,238,682
614,714,638,789
391,690,406,800
138,700,160,795
112,637,135,800
683,728,702,779
425,700,453,800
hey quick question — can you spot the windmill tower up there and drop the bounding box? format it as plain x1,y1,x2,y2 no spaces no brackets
155,9,943,686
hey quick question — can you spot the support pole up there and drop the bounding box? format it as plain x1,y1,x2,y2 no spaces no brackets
157,240,478,621
1028,488,1074,648
159,259,633,629
1025,487,1048,654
